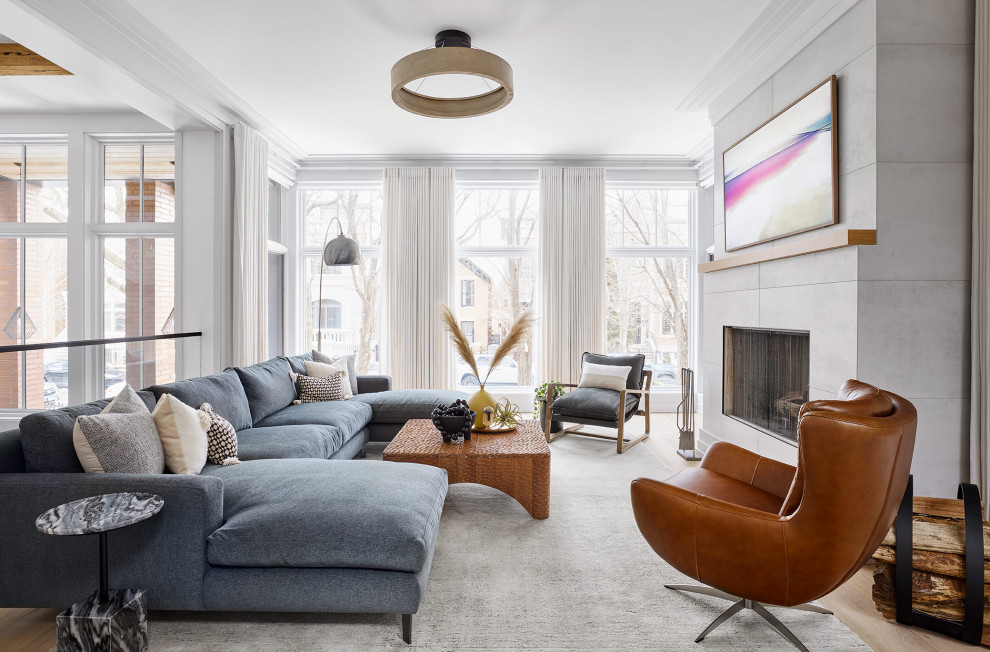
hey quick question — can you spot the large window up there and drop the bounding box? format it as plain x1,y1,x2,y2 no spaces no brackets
454,186,537,387
301,188,382,374
0,144,68,408
101,142,176,393
267,179,286,356
605,187,693,388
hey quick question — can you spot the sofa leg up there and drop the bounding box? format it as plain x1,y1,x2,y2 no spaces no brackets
402,613,412,644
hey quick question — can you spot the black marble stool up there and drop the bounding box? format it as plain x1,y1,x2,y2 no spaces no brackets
36,492,164,652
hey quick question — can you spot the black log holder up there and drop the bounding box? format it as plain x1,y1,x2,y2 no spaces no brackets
895,474,984,644
675,368,701,461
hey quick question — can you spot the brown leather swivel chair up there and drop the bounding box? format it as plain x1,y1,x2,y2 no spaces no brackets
631,380,917,651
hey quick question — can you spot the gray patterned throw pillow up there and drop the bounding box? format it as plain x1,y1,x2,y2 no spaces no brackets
293,372,344,403
72,412,164,474
312,350,358,396
103,384,148,414
200,403,240,466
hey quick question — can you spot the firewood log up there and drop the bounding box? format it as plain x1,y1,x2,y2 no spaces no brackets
882,515,990,558
872,562,990,622
873,545,990,582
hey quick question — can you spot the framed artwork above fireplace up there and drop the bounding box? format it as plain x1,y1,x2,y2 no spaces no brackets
722,75,838,252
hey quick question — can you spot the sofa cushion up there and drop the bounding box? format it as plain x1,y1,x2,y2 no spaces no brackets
349,389,468,424
203,459,448,571
283,352,313,375
551,387,640,422
254,400,373,439
235,425,346,461
147,370,252,432
233,358,297,425
20,392,154,473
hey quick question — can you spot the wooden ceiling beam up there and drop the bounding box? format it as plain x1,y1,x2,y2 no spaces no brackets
0,44,71,76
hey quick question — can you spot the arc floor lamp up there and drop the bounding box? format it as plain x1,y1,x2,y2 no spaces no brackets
316,201,361,352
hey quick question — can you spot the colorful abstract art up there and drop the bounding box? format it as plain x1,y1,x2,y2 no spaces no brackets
723,76,837,251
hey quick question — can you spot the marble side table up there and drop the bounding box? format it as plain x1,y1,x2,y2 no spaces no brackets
36,492,164,652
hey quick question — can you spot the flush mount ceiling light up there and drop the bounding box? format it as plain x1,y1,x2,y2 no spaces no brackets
391,30,513,119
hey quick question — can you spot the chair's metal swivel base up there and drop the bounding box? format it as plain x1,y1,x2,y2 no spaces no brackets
665,584,832,652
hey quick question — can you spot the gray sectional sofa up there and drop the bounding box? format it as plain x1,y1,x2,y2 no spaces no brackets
0,352,467,643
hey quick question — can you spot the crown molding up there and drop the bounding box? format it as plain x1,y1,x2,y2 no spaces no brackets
298,154,699,171
686,133,714,188
6,0,306,165
680,0,861,124
268,149,300,188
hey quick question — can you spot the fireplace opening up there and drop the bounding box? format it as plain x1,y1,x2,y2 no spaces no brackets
723,326,810,444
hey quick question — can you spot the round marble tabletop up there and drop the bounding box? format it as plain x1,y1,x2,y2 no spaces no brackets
35,492,164,536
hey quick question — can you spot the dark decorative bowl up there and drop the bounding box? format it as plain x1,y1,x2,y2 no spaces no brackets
436,412,476,442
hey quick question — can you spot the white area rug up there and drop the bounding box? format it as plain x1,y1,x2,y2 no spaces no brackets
142,437,868,651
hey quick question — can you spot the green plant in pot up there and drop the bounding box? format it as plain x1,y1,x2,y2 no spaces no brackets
534,381,565,433
440,304,533,429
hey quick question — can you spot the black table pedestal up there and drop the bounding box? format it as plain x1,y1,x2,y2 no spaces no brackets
36,493,163,652
56,588,147,652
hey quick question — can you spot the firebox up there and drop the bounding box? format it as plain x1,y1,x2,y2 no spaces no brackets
723,326,810,444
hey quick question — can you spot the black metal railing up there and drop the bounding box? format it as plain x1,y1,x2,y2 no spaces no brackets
0,332,202,355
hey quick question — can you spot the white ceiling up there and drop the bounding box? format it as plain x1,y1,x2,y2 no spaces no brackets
0,31,130,113
0,76,131,113
120,0,770,157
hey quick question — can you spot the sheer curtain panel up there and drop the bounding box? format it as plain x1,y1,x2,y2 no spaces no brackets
383,168,455,389
232,124,269,366
538,167,606,383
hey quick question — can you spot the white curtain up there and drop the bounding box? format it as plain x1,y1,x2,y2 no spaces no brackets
971,0,990,512
231,124,269,366
538,167,606,384
383,167,455,389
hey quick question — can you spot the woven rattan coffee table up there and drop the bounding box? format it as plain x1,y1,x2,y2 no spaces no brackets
383,419,550,519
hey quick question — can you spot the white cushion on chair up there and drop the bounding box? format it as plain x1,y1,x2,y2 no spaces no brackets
578,362,632,392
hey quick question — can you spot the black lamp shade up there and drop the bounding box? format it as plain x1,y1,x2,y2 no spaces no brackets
323,234,362,266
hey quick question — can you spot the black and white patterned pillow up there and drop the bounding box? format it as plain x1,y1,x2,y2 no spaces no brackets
294,372,344,403
200,403,240,466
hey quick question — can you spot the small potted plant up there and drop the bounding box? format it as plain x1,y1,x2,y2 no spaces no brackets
534,381,565,433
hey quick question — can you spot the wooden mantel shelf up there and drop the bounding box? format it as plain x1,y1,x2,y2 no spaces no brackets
698,229,876,273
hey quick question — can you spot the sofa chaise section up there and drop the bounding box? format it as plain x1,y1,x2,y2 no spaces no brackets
201,459,447,618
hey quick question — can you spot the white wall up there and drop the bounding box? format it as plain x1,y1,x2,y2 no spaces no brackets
176,127,233,375
699,0,974,496
858,0,974,496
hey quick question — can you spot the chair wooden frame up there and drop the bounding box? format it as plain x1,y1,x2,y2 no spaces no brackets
544,370,651,454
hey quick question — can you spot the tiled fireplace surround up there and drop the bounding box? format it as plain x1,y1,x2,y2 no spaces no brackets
697,0,974,497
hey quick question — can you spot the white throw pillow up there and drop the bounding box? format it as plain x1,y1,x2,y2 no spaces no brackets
302,359,353,399
312,351,358,396
151,394,210,475
578,362,632,392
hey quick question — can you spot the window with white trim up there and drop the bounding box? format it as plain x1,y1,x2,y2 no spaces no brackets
100,141,177,393
0,143,68,409
300,187,382,374
605,187,694,387
454,185,537,387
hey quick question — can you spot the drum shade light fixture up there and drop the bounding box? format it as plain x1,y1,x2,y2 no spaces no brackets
391,30,513,118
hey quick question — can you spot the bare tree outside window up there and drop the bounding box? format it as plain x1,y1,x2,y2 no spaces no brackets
454,188,537,386
606,188,692,387
303,190,381,374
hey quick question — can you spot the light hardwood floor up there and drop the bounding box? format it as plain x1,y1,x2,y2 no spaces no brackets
0,413,979,652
